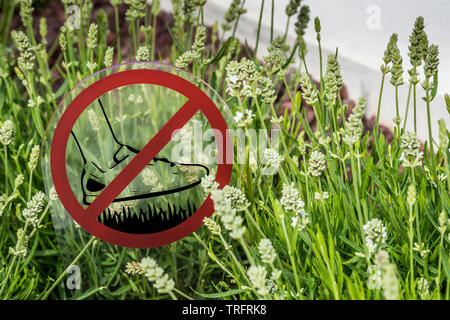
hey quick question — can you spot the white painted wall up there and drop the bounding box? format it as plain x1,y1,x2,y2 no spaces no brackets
160,0,450,141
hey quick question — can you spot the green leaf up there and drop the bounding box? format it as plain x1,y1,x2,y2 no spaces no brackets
33,250,60,257
167,24,186,54
283,43,298,69
441,246,450,280
0,81,5,112
360,157,373,192
244,39,254,61
445,93,450,112
343,256,363,265
294,91,302,111
31,108,45,137
54,78,69,99
207,37,233,65
76,286,106,300
431,72,438,101
271,43,299,75
20,233,40,271
110,284,131,296
195,288,249,298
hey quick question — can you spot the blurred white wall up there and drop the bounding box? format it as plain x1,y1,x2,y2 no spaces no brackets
160,0,450,141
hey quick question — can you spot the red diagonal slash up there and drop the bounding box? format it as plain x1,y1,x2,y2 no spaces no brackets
85,99,200,221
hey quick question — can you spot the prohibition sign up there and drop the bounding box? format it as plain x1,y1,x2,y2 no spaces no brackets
50,68,233,248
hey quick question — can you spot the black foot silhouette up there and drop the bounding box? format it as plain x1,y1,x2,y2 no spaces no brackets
70,98,209,234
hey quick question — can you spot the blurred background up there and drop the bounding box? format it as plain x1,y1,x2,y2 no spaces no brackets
160,0,450,141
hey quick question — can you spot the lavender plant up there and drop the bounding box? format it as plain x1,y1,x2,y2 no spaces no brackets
0,0,448,301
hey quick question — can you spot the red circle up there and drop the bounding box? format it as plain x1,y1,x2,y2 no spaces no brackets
51,69,232,248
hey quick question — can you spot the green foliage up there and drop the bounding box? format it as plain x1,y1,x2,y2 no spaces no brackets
0,0,448,300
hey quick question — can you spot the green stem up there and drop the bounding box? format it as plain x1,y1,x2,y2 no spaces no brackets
318,39,324,95
425,88,435,171
280,214,302,295
218,235,250,284
0,0,15,46
408,198,415,296
130,21,137,58
284,16,291,39
436,233,444,298
395,85,400,133
375,73,386,129
318,180,332,237
312,101,325,137
151,10,157,61
302,159,310,209
239,239,255,266
411,168,421,243
331,100,338,134
41,236,96,299
114,6,121,62
350,146,366,235
282,75,294,103
270,0,274,42
244,209,265,237
3,145,7,195
403,82,412,130
444,150,450,193
28,202,51,241
167,291,178,300
254,0,265,57
0,256,16,298
231,0,246,39
0,215,31,299
27,168,34,202
413,84,418,133
136,20,140,48
254,97,268,131
173,288,193,300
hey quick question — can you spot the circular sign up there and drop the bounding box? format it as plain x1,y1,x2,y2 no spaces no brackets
43,63,232,248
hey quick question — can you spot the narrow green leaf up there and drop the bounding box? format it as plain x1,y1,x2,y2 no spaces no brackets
195,288,249,298
54,78,69,99
167,24,186,54
207,37,233,65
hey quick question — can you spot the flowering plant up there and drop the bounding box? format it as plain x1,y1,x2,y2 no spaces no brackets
0,0,448,301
